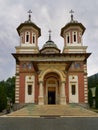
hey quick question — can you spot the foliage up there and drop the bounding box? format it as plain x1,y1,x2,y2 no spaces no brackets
0,76,15,111
88,73,98,88
88,89,93,107
5,77,15,103
95,86,98,109
0,81,7,112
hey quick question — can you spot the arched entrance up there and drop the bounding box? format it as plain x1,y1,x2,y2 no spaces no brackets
44,73,60,104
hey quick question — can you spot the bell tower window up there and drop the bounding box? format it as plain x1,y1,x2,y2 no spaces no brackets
32,34,36,44
25,32,30,43
73,32,77,43
66,33,70,44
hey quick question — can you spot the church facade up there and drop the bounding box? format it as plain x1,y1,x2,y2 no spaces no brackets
13,11,91,105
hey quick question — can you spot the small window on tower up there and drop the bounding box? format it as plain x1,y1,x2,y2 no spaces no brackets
28,85,32,95
71,85,76,95
67,35,70,43
26,32,29,42
66,33,70,44
73,32,77,42
32,34,36,44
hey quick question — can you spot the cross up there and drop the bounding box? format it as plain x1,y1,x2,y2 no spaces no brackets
28,10,32,21
69,9,74,15
69,10,74,21
48,30,52,41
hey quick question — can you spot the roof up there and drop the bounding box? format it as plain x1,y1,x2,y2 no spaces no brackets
60,14,86,37
17,19,41,37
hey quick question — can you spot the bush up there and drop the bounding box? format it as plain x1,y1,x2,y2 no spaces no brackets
88,89,93,107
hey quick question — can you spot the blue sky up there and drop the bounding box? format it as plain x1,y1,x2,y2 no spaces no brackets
0,0,98,81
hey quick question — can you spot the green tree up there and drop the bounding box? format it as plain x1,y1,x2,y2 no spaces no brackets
95,86,98,109
5,77,15,103
0,81,7,112
88,89,93,107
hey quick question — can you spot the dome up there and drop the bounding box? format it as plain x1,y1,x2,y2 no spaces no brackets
43,40,58,49
40,30,60,54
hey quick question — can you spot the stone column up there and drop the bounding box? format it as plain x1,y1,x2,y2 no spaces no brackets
60,81,66,105
38,81,44,105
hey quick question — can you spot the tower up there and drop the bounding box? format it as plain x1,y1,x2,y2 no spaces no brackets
60,10,90,104
16,10,41,53
61,10,87,53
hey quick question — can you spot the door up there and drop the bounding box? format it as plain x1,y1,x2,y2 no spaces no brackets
48,91,55,104
48,87,55,104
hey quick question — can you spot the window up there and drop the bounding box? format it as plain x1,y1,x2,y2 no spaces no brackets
73,32,77,42
66,33,70,44
26,32,29,42
28,85,32,95
71,85,76,95
25,32,30,43
32,34,36,44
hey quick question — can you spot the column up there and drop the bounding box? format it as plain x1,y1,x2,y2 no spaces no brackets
60,81,66,105
38,81,44,105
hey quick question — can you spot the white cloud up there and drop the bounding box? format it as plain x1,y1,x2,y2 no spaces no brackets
0,0,98,80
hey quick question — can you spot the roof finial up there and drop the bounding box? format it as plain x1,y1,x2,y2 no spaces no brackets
28,10,32,21
69,9,74,22
48,30,52,41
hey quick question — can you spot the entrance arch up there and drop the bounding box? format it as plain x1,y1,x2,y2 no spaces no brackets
38,68,66,105
44,72,60,104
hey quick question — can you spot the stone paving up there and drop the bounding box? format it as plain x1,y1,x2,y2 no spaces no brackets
4,104,98,117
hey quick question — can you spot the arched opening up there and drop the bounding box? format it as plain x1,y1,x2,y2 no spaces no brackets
44,72,60,104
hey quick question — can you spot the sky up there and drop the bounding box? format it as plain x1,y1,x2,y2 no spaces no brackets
0,0,98,81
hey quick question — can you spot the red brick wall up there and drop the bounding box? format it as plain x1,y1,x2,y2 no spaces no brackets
78,73,84,103
19,73,25,103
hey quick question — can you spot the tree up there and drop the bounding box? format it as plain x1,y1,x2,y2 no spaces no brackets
0,81,7,112
5,77,15,103
95,86,98,109
88,89,93,108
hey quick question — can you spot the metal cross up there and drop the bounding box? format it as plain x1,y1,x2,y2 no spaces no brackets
28,10,32,15
69,9,74,15
69,10,74,21
48,30,52,41
28,10,32,21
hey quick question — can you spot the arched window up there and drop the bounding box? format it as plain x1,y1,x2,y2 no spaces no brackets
25,32,30,43
73,32,77,43
32,34,36,44
66,33,70,44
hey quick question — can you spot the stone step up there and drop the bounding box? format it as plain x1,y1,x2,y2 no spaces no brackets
6,104,98,117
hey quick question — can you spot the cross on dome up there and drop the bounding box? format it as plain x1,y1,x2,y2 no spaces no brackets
48,30,52,41
69,9,74,22
28,10,32,21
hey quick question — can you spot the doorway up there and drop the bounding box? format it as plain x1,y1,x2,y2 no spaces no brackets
48,87,55,104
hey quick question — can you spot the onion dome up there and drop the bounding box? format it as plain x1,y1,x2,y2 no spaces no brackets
40,30,60,54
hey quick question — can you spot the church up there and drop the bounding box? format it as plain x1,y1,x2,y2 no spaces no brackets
13,10,91,105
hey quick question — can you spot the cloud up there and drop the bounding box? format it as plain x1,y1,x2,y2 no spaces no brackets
0,0,98,80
